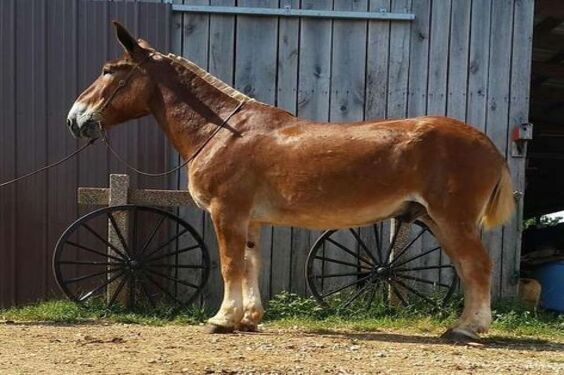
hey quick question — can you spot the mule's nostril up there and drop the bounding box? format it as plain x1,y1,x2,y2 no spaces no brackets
66,118,72,128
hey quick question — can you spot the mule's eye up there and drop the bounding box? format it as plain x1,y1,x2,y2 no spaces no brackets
102,67,112,76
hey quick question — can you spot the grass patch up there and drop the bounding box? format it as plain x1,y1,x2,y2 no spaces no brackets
1,292,562,340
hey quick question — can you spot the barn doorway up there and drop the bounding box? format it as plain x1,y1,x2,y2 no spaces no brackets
521,0,564,309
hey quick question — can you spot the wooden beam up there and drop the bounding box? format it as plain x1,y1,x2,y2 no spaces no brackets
78,187,196,207
535,0,564,20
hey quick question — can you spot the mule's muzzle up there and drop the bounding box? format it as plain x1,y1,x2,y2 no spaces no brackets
67,118,102,139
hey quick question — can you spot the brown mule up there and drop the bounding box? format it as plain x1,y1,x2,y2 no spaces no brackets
67,22,515,341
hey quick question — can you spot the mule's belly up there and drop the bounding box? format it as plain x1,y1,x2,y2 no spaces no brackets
253,198,406,230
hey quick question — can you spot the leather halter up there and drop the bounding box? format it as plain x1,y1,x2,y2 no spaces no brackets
95,52,154,117
95,52,249,177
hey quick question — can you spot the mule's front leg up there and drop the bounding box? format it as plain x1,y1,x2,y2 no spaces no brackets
207,208,248,333
237,223,264,332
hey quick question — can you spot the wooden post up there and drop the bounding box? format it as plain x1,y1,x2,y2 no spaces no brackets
107,174,130,305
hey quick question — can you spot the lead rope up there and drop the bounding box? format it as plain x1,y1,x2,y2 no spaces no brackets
100,100,247,177
0,138,97,188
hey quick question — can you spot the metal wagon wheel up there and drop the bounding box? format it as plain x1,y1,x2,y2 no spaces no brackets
306,220,458,311
53,205,210,309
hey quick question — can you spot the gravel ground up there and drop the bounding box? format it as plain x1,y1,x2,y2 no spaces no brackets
0,323,562,374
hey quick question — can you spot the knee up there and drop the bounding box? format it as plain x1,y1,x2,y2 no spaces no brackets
221,257,246,277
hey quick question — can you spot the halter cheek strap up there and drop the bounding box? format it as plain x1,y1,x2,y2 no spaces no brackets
95,52,154,116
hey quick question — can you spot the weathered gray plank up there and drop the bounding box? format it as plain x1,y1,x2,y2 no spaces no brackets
403,0,431,293
387,0,412,119
466,0,492,133
503,0,534,298
421,0,451,289
325,0,369,295
330,0,368,122
270,0,299,297
406,0,430,118
484,0,514,299
447,0,471,122
175,0,216,307
235,0,278,301
442,0,471,287
365,0,391,121
296,0,334,297
297,0,333,121
465,0,491,296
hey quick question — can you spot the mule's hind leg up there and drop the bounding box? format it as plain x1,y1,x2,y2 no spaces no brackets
423,217,493,341
206,206,248,333
236,222,264,332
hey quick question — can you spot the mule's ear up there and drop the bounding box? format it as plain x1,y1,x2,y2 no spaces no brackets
113,21,139,54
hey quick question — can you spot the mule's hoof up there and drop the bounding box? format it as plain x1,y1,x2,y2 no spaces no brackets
236,323,259,332
206,324,235,334
441,328,481,344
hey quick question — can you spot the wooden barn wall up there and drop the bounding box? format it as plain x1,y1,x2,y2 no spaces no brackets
0,0,171,307
170,0,534,306
0,0,533,308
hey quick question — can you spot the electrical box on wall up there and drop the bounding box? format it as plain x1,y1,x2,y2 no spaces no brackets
512,122,533,158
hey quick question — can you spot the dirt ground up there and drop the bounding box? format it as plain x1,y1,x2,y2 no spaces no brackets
0,323,562,375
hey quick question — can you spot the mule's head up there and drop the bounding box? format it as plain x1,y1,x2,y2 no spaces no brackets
67,22,156,139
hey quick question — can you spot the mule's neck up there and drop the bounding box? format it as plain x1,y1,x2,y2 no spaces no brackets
147,54,248,159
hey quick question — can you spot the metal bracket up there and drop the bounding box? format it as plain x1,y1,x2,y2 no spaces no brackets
171,4,415,21
511,122,533,158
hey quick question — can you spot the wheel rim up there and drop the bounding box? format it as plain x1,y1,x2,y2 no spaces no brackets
306,220,458,311
53,205,210,309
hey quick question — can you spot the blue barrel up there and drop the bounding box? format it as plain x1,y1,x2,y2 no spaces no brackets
536,261,564,313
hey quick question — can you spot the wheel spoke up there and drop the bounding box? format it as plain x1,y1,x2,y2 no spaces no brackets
314,255,372,270
108,273,130,308
143,228,190,260
82,223,129,259
143,244,200,264
325,237,373,266
373,224,383,264
138,275,157,308
78,271,125,302
65,241,124,262
389,280,408,306
320,273,373,299
142,270,184,305
386,220,404,264
340,281,373,309
145,268,199,289
391,277,435,305
348,229,379,266
393,263,453,273
57,260,122,266
314,270,371,279
391,246,442,269
388,227,428,266
107,212,131,255
65,268,122,284
139,215,166,255
394,272,451,288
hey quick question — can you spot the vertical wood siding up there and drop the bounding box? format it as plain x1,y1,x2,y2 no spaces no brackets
172,0,533,305
0,0,171,307
0,0,533,308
